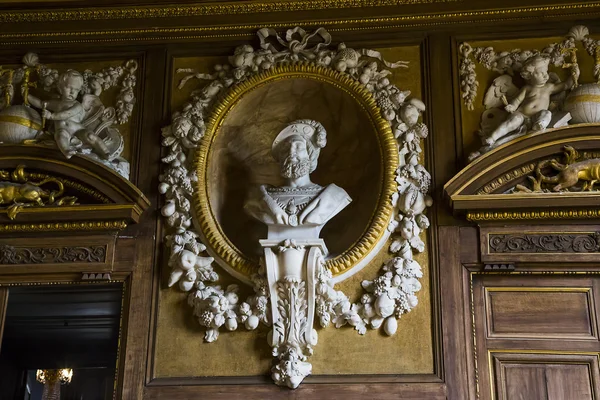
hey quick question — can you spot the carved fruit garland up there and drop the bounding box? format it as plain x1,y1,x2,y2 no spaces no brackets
160,28,431,346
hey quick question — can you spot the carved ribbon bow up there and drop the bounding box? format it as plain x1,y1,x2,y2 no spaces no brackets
257,27,332,59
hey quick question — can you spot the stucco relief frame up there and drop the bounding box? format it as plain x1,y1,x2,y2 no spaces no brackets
159,27,432,388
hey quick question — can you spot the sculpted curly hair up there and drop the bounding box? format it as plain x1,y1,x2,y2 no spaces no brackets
57,69,84,89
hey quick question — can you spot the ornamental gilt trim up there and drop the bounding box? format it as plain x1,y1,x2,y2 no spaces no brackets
0,244,106,264
489,233,600,253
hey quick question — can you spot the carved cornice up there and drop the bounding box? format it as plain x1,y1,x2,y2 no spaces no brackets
489,233,600,253
476,163,536,195
0,245,106,264
0,147,149,227
2,3,600,44
0,0,459,23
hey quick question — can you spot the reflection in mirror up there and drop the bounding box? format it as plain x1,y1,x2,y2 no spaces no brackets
0,283,123,400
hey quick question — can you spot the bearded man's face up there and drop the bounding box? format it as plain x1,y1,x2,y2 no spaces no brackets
279,137,311,179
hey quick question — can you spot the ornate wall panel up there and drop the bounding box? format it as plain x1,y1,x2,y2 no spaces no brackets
2,0,600,399
153,42,436,382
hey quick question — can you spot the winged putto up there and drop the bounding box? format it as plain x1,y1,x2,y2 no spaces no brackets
470,54,578,161
0,53,136,179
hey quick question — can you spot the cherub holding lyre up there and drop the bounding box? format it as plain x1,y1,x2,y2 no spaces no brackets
481,54,579,146
25,69,111,159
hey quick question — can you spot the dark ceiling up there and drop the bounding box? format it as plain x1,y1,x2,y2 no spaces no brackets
0,283,123,370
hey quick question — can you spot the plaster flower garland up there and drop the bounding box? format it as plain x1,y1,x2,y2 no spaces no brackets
160,27,431,343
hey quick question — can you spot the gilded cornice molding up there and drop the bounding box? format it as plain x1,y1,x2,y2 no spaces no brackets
467,209,600,221
0,220,128,232
2,2,600,45
0,0,460,23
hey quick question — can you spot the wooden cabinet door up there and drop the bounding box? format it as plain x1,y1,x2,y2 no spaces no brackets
471,274,600,400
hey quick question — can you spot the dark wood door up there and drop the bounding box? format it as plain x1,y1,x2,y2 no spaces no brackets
471,272,600,400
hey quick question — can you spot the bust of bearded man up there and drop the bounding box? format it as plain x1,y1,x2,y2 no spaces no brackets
244,119,352,240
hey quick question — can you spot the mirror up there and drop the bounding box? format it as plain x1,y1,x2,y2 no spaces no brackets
0,283,123,400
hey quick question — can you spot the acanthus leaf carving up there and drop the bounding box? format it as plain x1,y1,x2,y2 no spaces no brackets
489,233,600,253
0,244,106,264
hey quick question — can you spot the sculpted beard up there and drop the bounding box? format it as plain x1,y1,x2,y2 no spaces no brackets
281,156,311,179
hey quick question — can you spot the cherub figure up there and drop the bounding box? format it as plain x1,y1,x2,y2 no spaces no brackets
27,69,110,159
482,55,579,146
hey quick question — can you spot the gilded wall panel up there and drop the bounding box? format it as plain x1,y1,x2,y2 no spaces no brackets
154,44,434,378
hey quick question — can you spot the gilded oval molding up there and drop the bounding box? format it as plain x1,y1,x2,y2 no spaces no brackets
193,63,397,278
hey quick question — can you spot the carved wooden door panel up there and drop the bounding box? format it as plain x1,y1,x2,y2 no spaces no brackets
0,287,6,353
471,274,600,400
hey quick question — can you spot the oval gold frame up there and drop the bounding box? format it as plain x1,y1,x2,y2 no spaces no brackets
193,63,398,278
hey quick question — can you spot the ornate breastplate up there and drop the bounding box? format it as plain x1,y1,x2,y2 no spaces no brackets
266,184,323,226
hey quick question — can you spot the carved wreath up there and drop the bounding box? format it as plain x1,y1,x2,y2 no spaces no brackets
159,27,431,342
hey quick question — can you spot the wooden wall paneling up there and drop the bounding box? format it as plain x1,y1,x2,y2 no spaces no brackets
427,32,461,227
118,47,166,400
421,32,444,383
439,226,471,399
0,287,7,354
0,235,116,275
472,273,494,400
143,382,447,400
485,287,596,340
479,225,600,264
472,273,600,400
492,352,600,400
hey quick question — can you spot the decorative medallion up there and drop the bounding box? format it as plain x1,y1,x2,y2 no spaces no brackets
160,27,431,388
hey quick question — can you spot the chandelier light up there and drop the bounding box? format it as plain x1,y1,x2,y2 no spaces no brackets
36,369,73,400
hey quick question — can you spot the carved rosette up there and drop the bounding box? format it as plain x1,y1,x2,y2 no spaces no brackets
160,27,432,388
